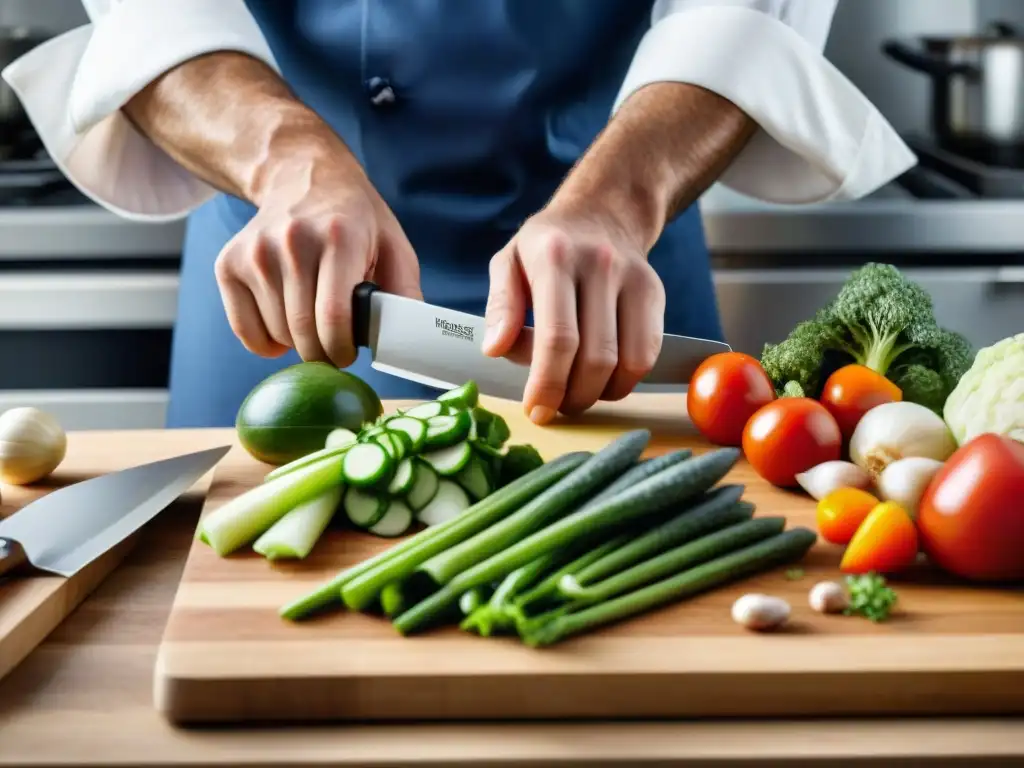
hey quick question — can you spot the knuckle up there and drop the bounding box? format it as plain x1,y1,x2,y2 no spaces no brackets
538,232,573,270
248,235,275,279
588,243,620,277
584,344,619,374
539,324,579,355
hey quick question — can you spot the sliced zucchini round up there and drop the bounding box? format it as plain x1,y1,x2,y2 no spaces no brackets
424,410,472,448
386,457,417,495
416,479,471,526
405,459,439,511
341,443,392,487
368,500,415,537
421,441,473,476
344,486,387,528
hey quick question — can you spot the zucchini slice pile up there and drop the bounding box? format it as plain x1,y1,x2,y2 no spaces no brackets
197,380,544,559
280,429,817,647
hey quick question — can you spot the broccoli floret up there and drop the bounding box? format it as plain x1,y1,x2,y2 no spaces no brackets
760,263,974,408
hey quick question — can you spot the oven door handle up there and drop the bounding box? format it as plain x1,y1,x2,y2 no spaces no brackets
0,273,180,329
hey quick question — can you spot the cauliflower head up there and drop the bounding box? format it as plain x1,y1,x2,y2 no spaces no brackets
943,333,1024,446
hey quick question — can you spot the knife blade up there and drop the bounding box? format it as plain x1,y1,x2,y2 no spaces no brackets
0,445,230,579
351,281,731,401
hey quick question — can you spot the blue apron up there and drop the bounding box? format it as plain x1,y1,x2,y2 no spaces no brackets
166,0,724,428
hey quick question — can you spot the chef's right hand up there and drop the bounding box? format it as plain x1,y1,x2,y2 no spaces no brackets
214,150,421,367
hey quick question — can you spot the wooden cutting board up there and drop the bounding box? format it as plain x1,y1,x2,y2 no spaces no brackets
0,429,224,683
154,395,1024,724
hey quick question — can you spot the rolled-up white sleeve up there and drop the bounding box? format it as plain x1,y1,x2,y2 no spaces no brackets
614,0,917,204
0,0,280,222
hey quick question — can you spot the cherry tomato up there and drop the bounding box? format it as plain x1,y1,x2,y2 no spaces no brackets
816,487,880,545
820,364,903,442
686,352,776,446
917,433,1024,582
742,398,842,487
840,501,918,575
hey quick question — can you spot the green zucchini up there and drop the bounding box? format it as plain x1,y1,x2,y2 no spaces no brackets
344,486,388,528
421,441,473,476
386,457,417,495
424,410,472,448
455,454,493,500
416,479,472,526
368,500,415,537
436,380,479,410
341,443,392,487
405,459,439,511
385,416,427,451
404,401,447,420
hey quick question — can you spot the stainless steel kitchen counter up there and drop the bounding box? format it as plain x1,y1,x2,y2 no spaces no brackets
701,184,1024,256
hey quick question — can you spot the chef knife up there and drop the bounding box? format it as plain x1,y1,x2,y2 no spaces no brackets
0,445,230,579
351,281,731,401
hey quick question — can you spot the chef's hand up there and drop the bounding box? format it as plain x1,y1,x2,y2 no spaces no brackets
482,202,666,424
214,153,421,367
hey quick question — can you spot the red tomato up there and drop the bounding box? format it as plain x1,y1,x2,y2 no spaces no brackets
686,352,776,446
820,364,903,442
917,433,1024,582
742,398,842,487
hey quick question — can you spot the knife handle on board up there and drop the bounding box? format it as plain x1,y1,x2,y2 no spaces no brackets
352,281,380,350
0,536,28,579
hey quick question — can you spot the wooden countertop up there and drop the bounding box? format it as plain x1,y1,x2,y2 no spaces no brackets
2,397,1024,767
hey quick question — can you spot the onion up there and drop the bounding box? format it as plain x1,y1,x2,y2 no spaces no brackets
849,401,956,477
875,456,945,518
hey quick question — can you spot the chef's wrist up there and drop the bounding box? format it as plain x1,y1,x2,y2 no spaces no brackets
547,163,669,256
248,102,366,206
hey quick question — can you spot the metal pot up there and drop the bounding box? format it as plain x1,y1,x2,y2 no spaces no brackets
0,26,51,156
882,22,1024,165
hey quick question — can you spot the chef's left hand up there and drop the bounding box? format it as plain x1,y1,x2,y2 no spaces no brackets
482,202,666,425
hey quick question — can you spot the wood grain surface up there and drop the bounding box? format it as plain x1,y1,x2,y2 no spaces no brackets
0,429,222,683
2,416,1024,767
155,395,1024,725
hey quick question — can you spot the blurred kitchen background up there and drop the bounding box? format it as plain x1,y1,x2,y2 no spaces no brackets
0,0,1021,430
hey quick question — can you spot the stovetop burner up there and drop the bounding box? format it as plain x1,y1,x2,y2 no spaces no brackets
898,134,1024,199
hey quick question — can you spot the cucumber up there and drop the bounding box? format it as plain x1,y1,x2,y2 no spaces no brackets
424,410,472,448
421,441,473,476
417,479,472,526
405,460,439,510
324,428,358,450
455,454,493,501
369,500,415,537
404,401,447,420
387,458,417,495
374,432,405,461
360,425,387,442
263,443,350,483
342,443,392,487
385,416,426,451
344,486,388,528
436,380,479,410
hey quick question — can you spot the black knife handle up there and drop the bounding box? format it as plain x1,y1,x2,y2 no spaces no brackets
0,536,28,580
351,281,380,349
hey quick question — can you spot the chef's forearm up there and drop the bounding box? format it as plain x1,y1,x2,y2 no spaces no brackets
551,82,757,251
122,52,357,206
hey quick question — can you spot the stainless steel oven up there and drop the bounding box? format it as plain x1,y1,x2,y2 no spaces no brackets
0,155,185,430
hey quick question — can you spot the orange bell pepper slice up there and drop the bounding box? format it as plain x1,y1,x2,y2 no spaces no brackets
840,501,918,575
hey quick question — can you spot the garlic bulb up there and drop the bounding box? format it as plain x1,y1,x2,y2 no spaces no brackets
875,456,945,518
795,460,873,501
848,401,956,477
0,407,67,485
731,594,790,631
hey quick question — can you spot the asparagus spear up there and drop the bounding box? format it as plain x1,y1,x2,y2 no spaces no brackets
392,447,740,635
518,527,817,647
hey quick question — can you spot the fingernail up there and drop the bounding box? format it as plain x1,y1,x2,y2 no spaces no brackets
529,405,555,425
